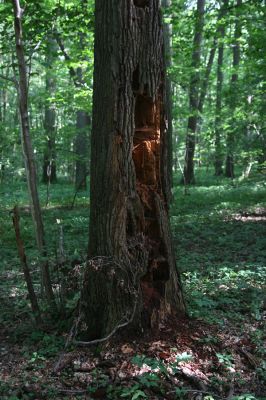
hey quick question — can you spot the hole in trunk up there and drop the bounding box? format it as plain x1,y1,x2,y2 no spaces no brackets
133,94,160,185
152,259,170,281
130,87,171,322
127,83,172,326
135,95,156,128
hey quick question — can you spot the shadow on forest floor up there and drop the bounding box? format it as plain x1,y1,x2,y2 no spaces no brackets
0,171,265,399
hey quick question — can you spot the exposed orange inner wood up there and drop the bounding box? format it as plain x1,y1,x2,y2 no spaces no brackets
132,90,169,318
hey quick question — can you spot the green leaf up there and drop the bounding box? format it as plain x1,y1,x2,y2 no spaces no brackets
132,390,147,400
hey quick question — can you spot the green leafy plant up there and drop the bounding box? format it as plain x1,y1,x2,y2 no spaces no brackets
120,385,147,399
175,387,188,398
216,352,234,369
138,373,160,389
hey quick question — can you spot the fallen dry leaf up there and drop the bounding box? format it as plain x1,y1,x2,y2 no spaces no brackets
121,344,134,354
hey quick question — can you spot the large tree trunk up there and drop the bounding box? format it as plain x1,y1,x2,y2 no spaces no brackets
214,0,228,176
182,0,205,185
225,0,242,178
81,0,185,341
12,0,55,305
42,36,57,184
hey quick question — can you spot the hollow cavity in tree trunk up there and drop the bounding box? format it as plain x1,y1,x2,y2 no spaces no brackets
131,86,171,326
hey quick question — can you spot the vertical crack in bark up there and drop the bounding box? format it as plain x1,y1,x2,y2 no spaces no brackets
131,78,170,325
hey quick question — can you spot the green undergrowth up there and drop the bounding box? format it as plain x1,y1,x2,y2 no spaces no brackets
0,170,265,399
172,169,266,222
0,170,265,329
0,180,89,335
0,180,89,269
172,169,266,337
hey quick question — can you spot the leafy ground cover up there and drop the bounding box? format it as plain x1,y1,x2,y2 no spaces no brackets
0,170,265,399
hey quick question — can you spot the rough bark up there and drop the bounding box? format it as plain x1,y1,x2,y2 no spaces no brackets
11,0,55,305
214,0,229,176
183,0,205,185
42,36,57,184
81,0,185,341
225,0,242,178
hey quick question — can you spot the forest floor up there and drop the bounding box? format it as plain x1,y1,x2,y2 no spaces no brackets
0,170,265,400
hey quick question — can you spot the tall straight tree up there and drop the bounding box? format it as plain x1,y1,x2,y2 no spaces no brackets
55,33,90,190
11,0,55,305
162,0,173,190
225,0,242,178
183,0,205,184
81,0,185,341
214,0,228,176
74,66,90,191
42,35,57,184
194,7,228,168
196,36,218,164
197,0,231,119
